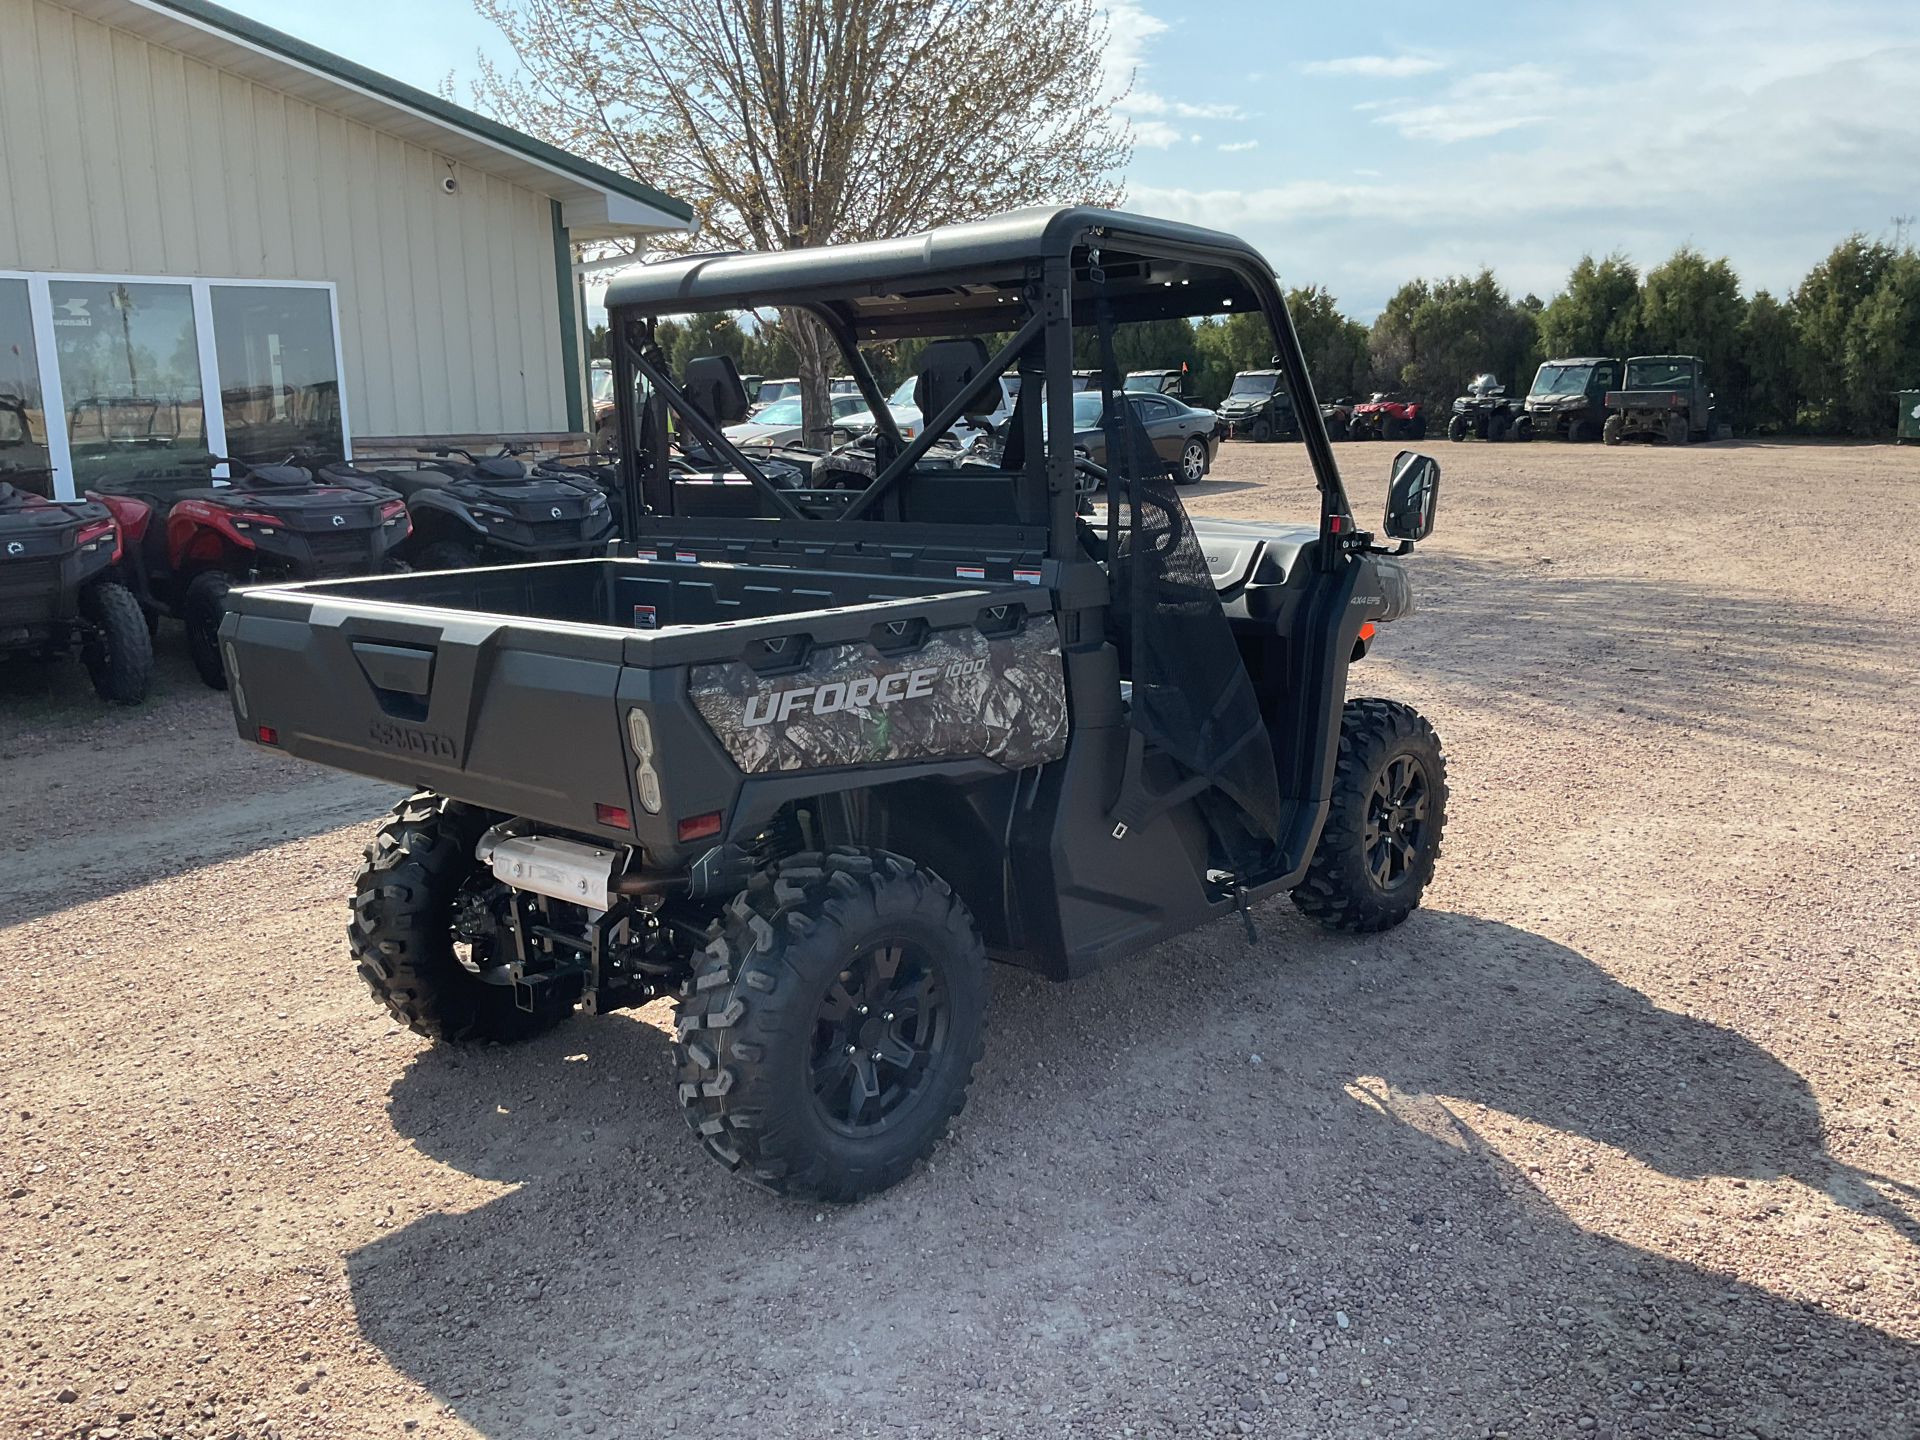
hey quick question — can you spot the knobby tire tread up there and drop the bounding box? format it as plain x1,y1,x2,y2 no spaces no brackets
1291,698,1448,933
673,847,989,1203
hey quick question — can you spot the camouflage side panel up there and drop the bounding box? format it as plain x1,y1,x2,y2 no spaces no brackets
689,614,1068,774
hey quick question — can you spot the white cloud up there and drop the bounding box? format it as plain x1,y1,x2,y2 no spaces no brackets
1218,140,1260,153
1304,54,1446,78
1128,42,1920,313
1131,120,1183,149
1374,63,1560,141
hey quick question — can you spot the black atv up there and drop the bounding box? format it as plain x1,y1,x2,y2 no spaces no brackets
0,482,151,705
94,457,409,689
1446,374,1528,442
373,447,615,571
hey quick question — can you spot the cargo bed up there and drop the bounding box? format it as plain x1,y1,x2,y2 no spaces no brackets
220,555,1058,859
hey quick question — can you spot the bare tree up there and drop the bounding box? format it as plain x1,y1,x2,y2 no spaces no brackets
463,0,1130,445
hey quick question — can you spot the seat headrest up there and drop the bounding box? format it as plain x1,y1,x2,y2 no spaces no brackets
682,355,751,427
914,338,997,419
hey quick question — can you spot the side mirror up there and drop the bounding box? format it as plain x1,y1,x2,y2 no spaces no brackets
1383,450,1438,542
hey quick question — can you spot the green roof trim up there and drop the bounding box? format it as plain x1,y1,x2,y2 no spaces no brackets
148,0,694,223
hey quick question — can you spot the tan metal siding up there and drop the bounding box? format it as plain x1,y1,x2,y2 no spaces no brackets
0,0,570,439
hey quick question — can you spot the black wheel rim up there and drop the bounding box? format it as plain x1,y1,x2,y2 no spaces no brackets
810,938,949,1137
449,871,515,986
1363,753,1430,890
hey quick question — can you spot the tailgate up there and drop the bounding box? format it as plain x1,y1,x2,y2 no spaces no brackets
220,589,636,842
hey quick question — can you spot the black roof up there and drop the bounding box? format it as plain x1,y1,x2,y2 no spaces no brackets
1539,356,1617,366
604,206,1279,340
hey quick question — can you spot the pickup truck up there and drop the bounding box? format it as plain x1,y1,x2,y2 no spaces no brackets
221,206,1447,1204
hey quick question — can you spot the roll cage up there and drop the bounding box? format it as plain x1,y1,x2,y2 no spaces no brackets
603,206,1356,564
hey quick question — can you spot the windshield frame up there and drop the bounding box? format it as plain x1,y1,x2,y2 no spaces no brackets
1530,363,1594,397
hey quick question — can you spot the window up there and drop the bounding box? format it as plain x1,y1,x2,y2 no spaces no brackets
0,279,52,498
0,271,345,498
212,286,344,463
50,280,208,490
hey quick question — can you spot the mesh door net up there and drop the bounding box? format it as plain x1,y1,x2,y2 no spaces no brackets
1108,427,1282,868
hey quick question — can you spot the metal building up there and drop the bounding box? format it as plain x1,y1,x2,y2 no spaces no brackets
0,0,691,499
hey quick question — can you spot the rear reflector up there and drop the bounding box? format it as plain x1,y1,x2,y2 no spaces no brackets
595,802,632,829
256,725,279,746
1358,622,1376,640
678,811,723,843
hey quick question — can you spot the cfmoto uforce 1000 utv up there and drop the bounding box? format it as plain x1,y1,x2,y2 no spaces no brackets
219,208,1448,1203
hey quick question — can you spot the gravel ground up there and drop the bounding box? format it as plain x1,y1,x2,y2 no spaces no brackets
2,438,1917,1440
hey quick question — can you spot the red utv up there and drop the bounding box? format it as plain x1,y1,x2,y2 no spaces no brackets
1347,393,1427,441
92,458,408,689
0,482,152,705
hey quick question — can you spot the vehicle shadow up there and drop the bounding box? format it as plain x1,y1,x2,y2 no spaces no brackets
345,908,1919,1438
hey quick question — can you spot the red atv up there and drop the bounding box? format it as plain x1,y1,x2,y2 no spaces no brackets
1347,393,1427,442
92,458,408,689
0,482,152,705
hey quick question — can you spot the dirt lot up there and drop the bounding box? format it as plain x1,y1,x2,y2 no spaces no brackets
2,438,1917,1440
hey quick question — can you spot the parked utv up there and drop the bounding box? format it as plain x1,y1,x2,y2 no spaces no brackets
1219,369,1301,441
219,207,1448,1205
0,483,151,704
94,457,408,689
1349,393,1426,441
1447,374,1527,442
1604,356,1728,444
366,447,614,571
1124,369,1187,399
1522,357,1620,442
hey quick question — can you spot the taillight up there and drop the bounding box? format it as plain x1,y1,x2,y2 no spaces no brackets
380,501,410,536
678,811,723,843
595,802,632,829
256,725,278,746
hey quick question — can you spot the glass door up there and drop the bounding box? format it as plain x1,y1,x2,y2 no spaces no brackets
0,280,54,499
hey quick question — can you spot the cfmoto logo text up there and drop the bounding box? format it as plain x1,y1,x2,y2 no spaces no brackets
550,507,563,518
6,542,21,555
331,515,346,527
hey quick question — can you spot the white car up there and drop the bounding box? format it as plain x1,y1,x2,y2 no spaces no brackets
724,393,878,448
886,374,1017,444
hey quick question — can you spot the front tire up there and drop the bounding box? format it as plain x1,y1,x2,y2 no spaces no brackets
1447,415,1468,442
419,540,481,571
348,793,580,1043
674,848,989,1202
183,572,231,690
1291,699,1448,933
80,580,153,706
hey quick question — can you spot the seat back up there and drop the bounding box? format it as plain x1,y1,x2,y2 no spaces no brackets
682,355,751,427
913,338,998,420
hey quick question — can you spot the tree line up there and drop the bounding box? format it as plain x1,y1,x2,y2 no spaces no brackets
597,232,1920,438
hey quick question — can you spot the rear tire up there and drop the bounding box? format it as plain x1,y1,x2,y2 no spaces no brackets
1603,415,1624,446
348,792,580,1044
1291,698,1448,933
1666,417,1689,446
183,572,231,690
79,580,152,706
674,848,989,1202
1407,412,1427,440
1568,419,1594,444
1511,415,1533,443
1382,414,1405,442
1249,419,1272,443
1177,436,1207,485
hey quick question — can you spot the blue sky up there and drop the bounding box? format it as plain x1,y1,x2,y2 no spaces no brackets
241,0,1920,318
